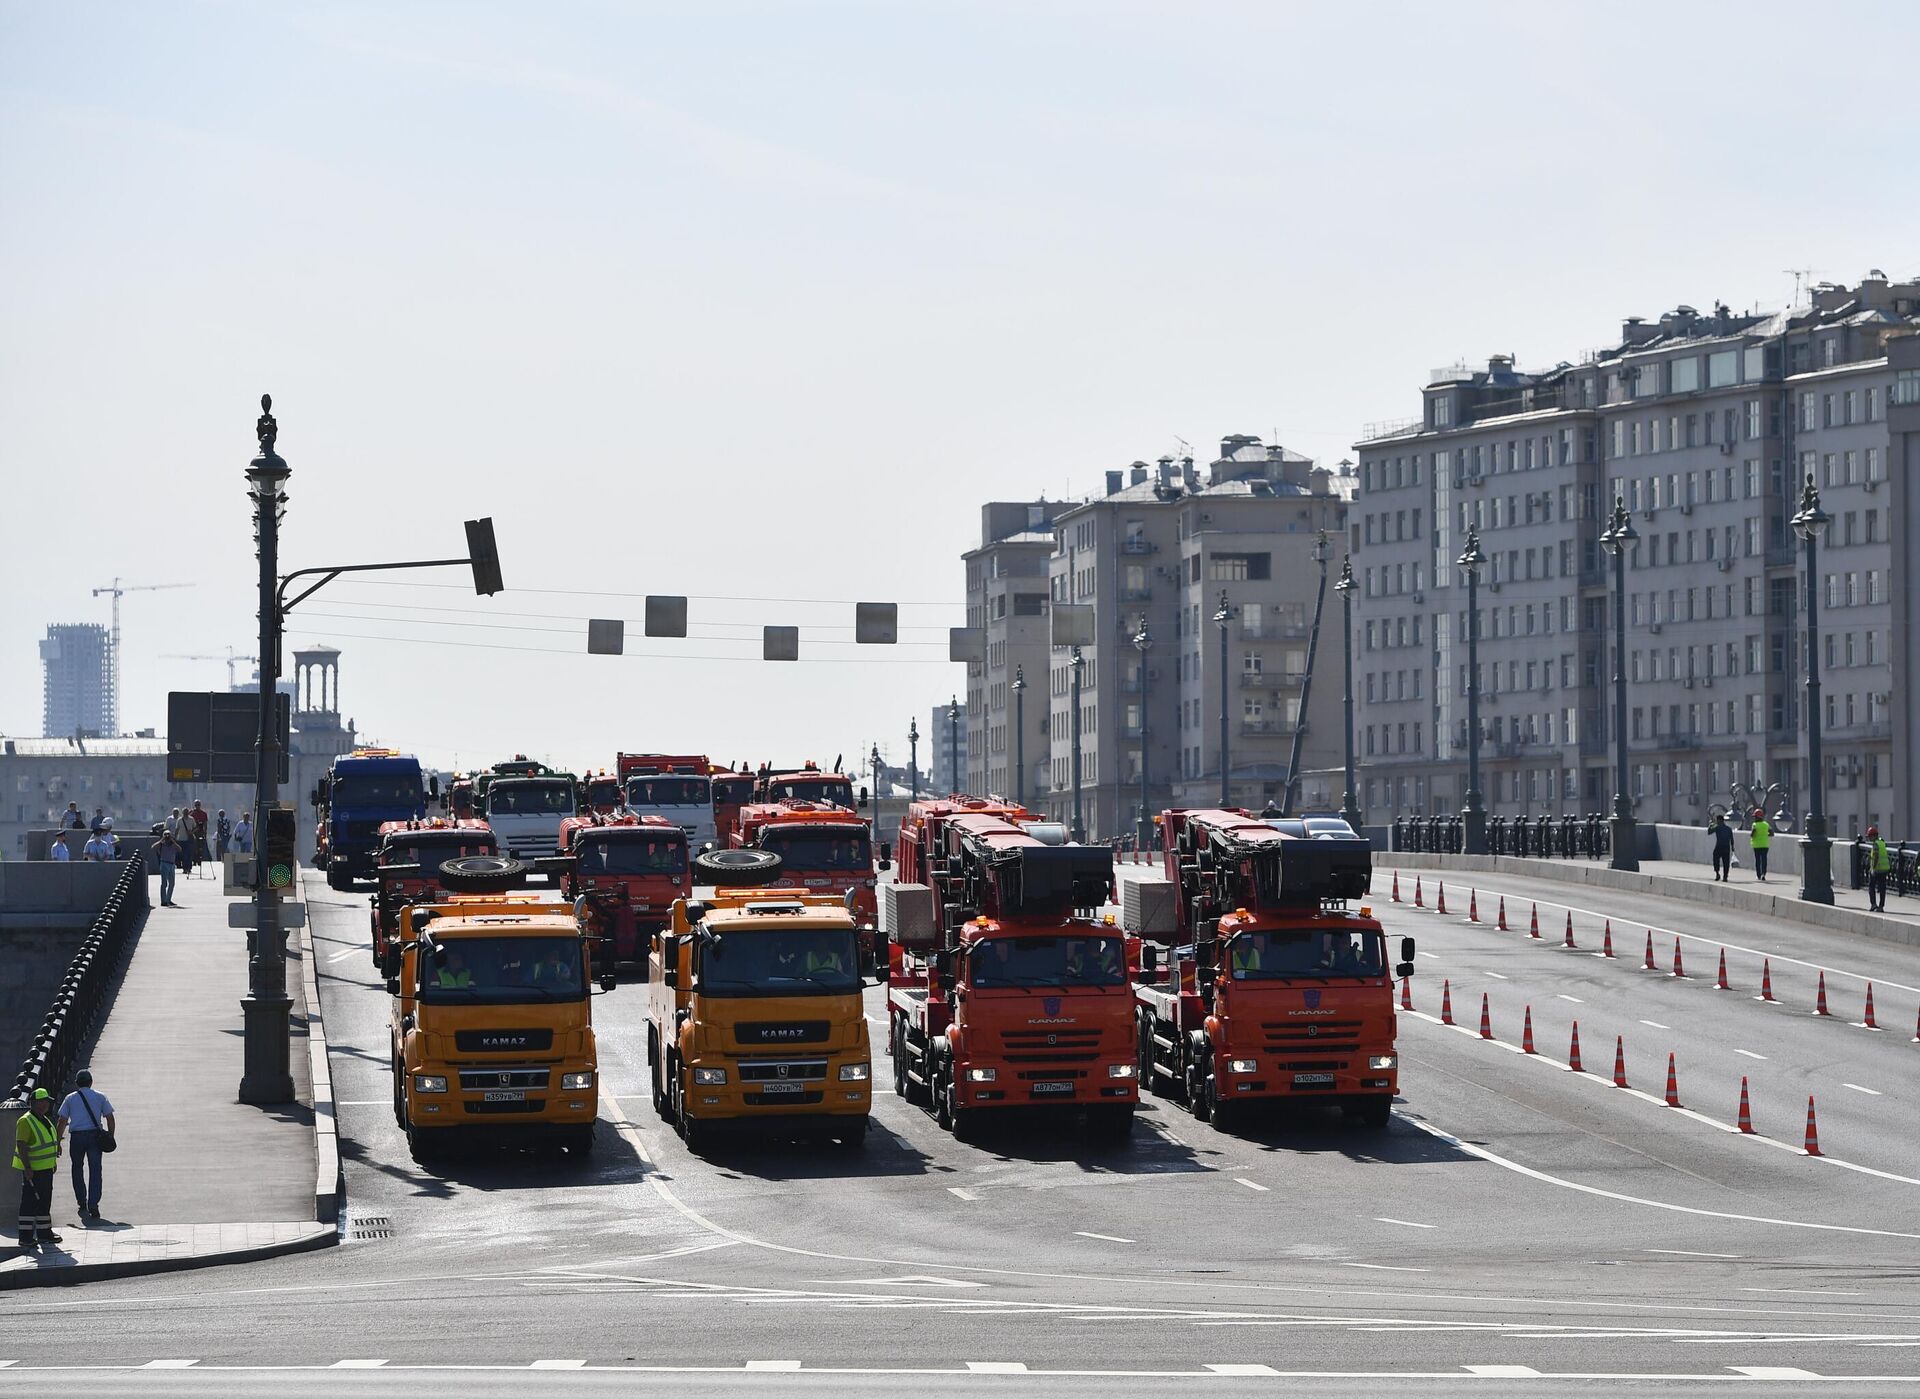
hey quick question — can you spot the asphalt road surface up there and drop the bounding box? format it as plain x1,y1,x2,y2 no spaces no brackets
3,869,1917,1397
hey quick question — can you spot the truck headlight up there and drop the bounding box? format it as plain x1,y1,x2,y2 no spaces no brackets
560,1071,595,1090
413,1074,448,1093
838,1062,871,1082
1227,1058,1259,1074
1106,1062,1137,1079
693,1067,729,1085
1368,1054,1398,1071
966,1067,998,1082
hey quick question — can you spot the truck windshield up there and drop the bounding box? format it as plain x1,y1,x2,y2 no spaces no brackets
712,777,754,804
1227,929,1383,979
760,828,871,871
970,935,1127,989
585,780,622,808
578,838,686,876
488,782,576,816
698,928,861,997
416,937,585,1003
767,778,854,807
627,778,709,806
335,775,422,806
384,837,496,869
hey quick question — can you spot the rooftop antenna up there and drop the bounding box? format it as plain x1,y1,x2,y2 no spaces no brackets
1783,268,1817,306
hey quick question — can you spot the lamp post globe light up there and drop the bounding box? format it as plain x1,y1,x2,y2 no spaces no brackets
1599,496,1640,872
1334,555,1362,834
949,694,961,796
1011,665,1027,808
1213,589,1233,808
1792,474,1835,905
908,717,920,802
870,742,883,821
1132,617,1153,850
1069,645,1086,843
1456,527,1488,856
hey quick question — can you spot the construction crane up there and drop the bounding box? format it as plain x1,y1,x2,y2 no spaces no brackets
163,647,258,691
92,578,194,735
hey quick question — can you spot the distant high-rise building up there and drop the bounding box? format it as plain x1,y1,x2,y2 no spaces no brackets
40,624,112,739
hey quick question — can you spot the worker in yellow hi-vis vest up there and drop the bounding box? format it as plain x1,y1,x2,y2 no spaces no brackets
13,1088,62,1248
1748,808,1773,883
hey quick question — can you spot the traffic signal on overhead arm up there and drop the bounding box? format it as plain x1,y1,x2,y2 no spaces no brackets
466,518,503,596
264,807,297,891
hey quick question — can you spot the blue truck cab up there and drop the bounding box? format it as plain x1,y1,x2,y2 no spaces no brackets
313,749,432,891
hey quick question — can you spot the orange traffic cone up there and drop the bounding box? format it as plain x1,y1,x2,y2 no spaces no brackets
1497,896,1509,931
1642,930,1656,971
1478,992,1493,1040
1437,882,1448,915
1469,888,1480,923
1612,1035,1629,1088
1863,982,1878,1030
1671,938,1686,979
1663,1052,1682,1108
1522,1004,1536,1054
1913,1004,1920,1042
1415,876,1425,908
1815,971,1830,1017
1715,948,1731,991
1440,978,1454,1025
1400,975,1413,1011
1803,1096,1822,1156
1568,1020,1584,1072
1737,1076,1755,1133
1602,919,1614,958
1529,903,1540,939
1759,958,1776,1003
1392,870,1402,903
1563,911,1576,949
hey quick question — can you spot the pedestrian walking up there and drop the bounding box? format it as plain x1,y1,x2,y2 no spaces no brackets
233,812,253,854
50,831,72,862
13,1088,61,1248
63,802,85,830
82,827,116,862
154,831,180,905
189,800,211,869
170,808,196,877
1867,825,1892,912
215,809,232,859
89,807,107,833
1749,808,1772,882
57,1070,114,1222
1710,813,1734,882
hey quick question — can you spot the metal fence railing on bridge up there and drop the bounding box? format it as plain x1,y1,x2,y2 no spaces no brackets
1391,814,1610,860
1849,836,1920,902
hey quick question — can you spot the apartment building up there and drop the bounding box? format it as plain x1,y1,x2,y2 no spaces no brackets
1038,442,1349,844
1354,273,1920,838
961,501,1057,805
39,624,112,739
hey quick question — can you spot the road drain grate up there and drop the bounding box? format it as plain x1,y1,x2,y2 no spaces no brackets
348,1213,395,1241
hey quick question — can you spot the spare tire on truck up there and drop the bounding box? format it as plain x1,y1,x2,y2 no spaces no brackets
436,855,529,894
692,848,784,887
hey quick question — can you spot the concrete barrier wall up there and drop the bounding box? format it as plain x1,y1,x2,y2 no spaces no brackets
0,863,146,928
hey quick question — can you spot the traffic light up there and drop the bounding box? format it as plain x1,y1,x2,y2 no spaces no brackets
264,808,297,891
465,517,503,596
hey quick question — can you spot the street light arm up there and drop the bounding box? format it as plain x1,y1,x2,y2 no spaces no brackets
277,556,474,616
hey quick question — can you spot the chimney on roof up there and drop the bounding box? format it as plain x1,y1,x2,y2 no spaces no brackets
1156,455,1175,488
1621,315,1658,348
1129,460,1149,486
1182,457,1199,491
1105,469,1123,495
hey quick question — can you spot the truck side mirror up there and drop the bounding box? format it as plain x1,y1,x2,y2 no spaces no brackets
429,775,440,800
858,785,870,809
598,974,618,993
662,936,681,989
1401,936,1416,963
1396,962,1415,979
384,977,399,996
934,947,956,994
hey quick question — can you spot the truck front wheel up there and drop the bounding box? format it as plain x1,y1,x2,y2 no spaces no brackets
1350,1096,1393,1130
327,867,353,892
1087,1105,1134,1147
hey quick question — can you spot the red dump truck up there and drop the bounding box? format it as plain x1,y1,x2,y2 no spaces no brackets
368,819,497,971
732,800,882,970
557,813,691,968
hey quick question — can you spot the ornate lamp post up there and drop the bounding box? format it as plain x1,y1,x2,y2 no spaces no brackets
1457,528,1488,855
1011,665,1027,808
1069,646,1086,842
1599,496,1640,871
1334,555,1361,832
949,694,961,796
1214,589,1233,807
1132,618,1153,849
1793,475,1834,904
908,717,920,802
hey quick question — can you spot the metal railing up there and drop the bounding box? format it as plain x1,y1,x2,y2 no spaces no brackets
1390,813,1611,859
2,853,147,1109
1849,837,1920,900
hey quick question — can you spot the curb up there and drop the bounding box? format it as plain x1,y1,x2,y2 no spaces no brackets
296,866,344,1225
0,1223,334,1290
1379,852,1920,949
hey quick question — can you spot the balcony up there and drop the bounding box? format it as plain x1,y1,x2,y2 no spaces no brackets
1240,670,1303,688
1826,720,1892,743
1240,620,1309,641
1119,586,1153,602
1119,537,1157,555
1240,718,1295,737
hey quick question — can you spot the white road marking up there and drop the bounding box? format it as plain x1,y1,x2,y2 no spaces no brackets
1735,1050,1767,1060
863,1014,880,1025
334,1101,387,1107
1484,972,1509,980
1463,1365,1541,1377
330,1359,388,1368
1233,1178,1270,1192
1416,950,1439,959
838,1275,985,1288
1730,1367,1822,1379
1741,1288,1864,1297
326,948,360,963
1342,1263,1428,1273
530,1360,586,1369
1207,1364,1281,1375
1556,994,1583,1003
744,1361,802,1371
1639,1019,1670,1029
1373,1217,1436,1230
948,1187,979,1201
1645,1249,1741,1259
1844,1083,1883,1096
965,1361,1029,1373
140,1361,198,1369
1074,1232,1135,1244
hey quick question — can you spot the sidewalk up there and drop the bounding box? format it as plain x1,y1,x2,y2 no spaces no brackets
1,866,333,1286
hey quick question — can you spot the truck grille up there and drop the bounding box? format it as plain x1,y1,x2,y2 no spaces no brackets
998,1029,1102,1065
744,1090,824,1106
455,1029,554,1053
457,1067,550,1091
735,1021,829,1046
738,1060,828,1082
464,1099,545,1115
1262,1019,1363,1053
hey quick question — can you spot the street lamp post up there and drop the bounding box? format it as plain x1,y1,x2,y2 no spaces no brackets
241,396,294,1105
870,742,883,827
1457,528,1488,855
1599,496,1640,872
1334,555,1361,833
949,694,961,796
1214,590,1233,807
908,718,920,802
1281,531,1331,816
1069,646,1086,842
1132,618,1153,850
1793,475,1834,904
1011,665,1027,808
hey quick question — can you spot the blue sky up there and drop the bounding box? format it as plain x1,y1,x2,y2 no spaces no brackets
4,1,1915,773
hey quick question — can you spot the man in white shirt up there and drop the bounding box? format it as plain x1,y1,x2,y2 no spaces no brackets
82,829,116,862
50,832,72,862
57,1069,115,1222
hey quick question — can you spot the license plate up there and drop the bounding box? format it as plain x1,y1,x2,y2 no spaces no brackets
482,1090,527,1102
758,1082,805,1095
1031,1080,1075,1096
1292,1073,1335,1086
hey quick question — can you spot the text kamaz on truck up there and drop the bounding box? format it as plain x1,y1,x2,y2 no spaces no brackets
1129,808,1409,1130
311,749,433,890
885,800,1136,1143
